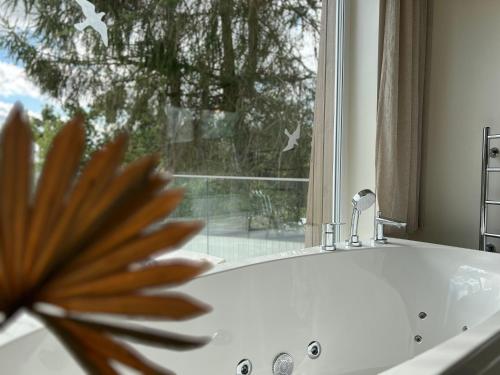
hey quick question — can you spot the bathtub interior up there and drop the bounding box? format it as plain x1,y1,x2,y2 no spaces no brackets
1,242,500,374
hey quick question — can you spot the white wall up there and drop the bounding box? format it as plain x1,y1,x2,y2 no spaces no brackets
340,0,380,242
409,0,500,249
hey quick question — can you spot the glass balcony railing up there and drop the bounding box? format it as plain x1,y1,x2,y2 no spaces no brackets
170,175,309,262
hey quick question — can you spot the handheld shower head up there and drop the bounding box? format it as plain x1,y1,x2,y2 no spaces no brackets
352,189,376,212
347,189,376,247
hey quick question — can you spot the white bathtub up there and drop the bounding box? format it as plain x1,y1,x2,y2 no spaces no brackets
2,239,500,374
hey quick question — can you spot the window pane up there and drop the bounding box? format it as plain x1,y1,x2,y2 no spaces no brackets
0,0,322,261
171,176,309,261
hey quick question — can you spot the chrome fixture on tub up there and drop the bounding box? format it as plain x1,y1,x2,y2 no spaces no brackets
373,211,407,244
273,353,294,375
236,359,252,375
321,223,344,251
346,189,376,247
307,341,322,359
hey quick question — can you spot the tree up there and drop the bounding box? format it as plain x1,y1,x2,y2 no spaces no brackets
30,106,65,171
1,0,321,225
30,105,107,173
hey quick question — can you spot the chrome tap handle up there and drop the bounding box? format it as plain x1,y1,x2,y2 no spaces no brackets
373,211,407,244
321,222,345,251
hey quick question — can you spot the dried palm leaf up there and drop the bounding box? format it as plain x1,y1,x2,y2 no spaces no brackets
0,104,212,374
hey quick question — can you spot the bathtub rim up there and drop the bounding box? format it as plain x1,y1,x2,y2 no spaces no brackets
381,308,500,374
200,237,485,277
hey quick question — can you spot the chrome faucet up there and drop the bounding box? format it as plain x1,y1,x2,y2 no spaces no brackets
321,222,344,251
373,211,407,244
346,189,376,247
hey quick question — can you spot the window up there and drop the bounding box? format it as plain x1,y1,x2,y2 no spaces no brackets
0,0,322,261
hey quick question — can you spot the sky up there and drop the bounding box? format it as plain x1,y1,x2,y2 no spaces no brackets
0,49,47,123
0,3,49,124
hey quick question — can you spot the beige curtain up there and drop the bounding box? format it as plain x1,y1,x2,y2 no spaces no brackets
376,0,429,233
305,0,336,247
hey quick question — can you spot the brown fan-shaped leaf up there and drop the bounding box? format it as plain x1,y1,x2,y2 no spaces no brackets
43,260,211,299
53,221,203,287
29,134,129,286
82,353,119,375
75,155,159,239
23,116,85,280
89,173,170,239
0,105,212,374
59,316,211,351
0,259,7,303
46,294,211,321
0,105,32,296
55,318,172,375
71,188,186,267
0,294,5,313
43,314,119,375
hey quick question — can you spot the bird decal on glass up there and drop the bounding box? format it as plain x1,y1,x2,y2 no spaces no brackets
0,104,212,374
74,0,108,47
282,124,301,152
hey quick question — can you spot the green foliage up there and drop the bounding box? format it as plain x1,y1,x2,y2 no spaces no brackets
30,105,108,173
1,0,321,225
30,106,64,170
